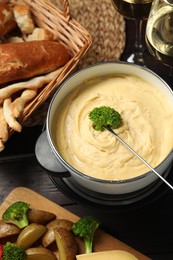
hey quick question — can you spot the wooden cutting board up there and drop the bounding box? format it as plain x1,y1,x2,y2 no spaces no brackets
0,187,151,260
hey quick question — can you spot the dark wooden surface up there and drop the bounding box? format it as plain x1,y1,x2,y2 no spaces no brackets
0,19,173,260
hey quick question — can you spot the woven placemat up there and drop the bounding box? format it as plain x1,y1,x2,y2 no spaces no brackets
24,0,126,126
69,0,126,68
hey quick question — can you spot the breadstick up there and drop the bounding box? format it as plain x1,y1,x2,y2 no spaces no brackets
11,89,37,118
0,106,8,141
0,67,63,101
0,107,8,151
3,98,22,132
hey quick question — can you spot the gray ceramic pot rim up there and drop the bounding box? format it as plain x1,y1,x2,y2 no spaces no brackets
46,61,173,185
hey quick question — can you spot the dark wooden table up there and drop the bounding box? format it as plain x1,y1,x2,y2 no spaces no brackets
0,19,173,260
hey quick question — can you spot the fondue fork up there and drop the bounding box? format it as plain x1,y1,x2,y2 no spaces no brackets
104,126,173,191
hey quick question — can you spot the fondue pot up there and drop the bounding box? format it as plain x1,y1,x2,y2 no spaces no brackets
35,62,173,196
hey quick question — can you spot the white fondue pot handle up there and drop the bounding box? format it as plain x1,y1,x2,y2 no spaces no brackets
35,131,70,177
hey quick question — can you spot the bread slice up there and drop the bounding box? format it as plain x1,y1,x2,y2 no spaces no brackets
13,4,35,34
0,3,17,36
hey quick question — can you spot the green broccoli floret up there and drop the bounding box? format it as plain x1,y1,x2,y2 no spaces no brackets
2,242,26,260
88,106,122,131
2,201,30,229
72,216,101,254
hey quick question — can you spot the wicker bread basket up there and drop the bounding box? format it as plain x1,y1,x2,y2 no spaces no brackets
0,0,126,151
1,0,92,136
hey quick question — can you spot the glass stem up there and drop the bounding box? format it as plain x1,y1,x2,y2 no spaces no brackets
126,19,145,65
133,19,145,65
134,19,143,53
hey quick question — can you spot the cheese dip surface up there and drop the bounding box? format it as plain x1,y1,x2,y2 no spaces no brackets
53,74,173,181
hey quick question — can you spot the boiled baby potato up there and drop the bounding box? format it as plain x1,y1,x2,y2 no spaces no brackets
47,219,73,231
54,227,78,260
27,208,56,225
17,223,47,249
42,219,73,247
25,247,57,260
0,220,20,238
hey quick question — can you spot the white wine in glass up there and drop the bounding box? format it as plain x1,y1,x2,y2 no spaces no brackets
112,0,153,65
146,0,173,68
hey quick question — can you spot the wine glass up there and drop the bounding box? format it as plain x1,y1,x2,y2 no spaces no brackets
111,0,153,65
145,0,173,74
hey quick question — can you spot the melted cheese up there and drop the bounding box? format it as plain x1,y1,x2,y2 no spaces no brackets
54,74,173,181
